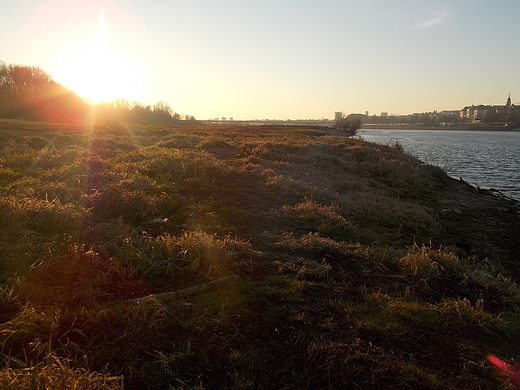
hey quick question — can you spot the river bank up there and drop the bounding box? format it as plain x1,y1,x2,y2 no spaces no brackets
1,122,519,389
360,128,520,201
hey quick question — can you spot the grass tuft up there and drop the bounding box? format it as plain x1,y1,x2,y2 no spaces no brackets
0,355,123,390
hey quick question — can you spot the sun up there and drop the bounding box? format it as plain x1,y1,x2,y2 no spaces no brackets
57,47,138,102
55,12,139,102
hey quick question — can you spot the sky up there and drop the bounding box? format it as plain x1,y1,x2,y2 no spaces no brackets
1,0,519,120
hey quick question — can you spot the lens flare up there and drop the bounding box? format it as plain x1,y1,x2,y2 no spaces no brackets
55,11,139,102
488,354,520,389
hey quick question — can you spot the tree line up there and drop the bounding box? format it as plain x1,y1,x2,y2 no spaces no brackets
0,62,195,124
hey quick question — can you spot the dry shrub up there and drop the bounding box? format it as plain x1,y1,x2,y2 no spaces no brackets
275,232,355,255
265,173,301,194
437,298,495,328
31,180,82,203
217,238,264,275
304,337,441,388
12,251,150,306
250,141,305,162
160,231,234,279
281,199,352,234
399,244,520,302
87,219,178,279
274,258,332,279
124,295,169,330
91,226,253,283
0,303,57,359
0,196,86,234
0,286,20,323
399,244,462,279
337,192,440,238
0,166,20,183
119,146,219,181
196,138,239,158
86,185,160,223
154,135,198,149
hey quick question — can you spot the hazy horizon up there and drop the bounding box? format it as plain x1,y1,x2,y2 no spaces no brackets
1,0,519,120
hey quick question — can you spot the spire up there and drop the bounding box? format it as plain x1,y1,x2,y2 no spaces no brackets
506,93,512,108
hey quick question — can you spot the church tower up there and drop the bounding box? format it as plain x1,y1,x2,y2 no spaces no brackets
506,93,512,108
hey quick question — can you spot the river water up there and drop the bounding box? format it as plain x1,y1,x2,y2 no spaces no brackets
359,129,520,201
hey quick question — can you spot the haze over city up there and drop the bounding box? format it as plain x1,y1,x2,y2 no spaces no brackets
1,0,519,120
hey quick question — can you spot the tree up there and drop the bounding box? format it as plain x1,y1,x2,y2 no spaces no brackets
335,113,362,135
0,62,86,121
0,62,196,125
153,101,173,117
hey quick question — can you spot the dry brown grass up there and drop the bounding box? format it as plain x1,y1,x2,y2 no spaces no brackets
0,355,123,390
399,243,462,279
0,121,519,389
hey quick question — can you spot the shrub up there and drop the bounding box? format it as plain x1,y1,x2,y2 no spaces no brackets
399,243,461,280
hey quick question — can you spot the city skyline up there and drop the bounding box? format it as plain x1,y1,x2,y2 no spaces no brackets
1,0,519,120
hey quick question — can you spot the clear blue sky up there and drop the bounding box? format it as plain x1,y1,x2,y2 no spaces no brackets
1,0,519,120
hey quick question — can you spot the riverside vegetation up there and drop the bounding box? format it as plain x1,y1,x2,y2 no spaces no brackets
1,119,520,389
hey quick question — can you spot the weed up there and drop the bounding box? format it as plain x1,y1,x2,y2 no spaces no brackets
274,258,332,280
399,243,462,280
281,199,352,236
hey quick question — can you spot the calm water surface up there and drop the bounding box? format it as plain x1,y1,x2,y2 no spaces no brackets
359,129,520,201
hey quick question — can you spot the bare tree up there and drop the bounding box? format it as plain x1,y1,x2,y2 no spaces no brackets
153,101,173,117
335,113,362,135
0,63,85,121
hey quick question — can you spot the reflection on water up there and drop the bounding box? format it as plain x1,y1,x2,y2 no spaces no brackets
359,129,520,201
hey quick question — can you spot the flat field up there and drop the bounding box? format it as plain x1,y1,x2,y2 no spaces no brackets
1,119,520,389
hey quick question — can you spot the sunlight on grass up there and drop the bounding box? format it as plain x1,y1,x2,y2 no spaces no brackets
0,121,519,389
0,355,124,390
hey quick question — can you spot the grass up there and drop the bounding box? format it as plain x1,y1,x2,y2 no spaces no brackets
0,355,124,389
0,119,520,389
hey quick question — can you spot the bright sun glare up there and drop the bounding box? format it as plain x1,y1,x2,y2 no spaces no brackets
56,12,139,102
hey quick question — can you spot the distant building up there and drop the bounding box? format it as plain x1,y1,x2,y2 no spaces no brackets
349,113,368,123
460,105,491,122
460,95,517,123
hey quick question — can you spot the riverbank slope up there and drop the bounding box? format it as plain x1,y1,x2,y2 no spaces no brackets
0,122,519,389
